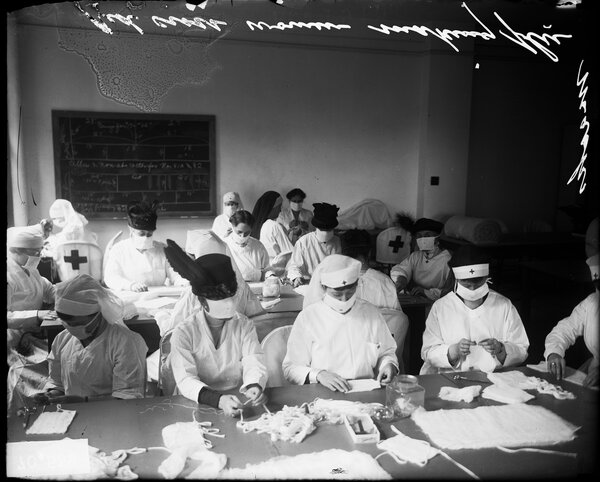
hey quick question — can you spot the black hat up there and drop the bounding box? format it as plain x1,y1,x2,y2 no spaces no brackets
448,245,490,279
128,200,159,231
311,202,339,230
412,218,443,235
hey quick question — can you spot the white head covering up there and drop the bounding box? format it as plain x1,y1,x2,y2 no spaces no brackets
49,199,89,240
319,254,361,288
6,226,44,249
222,192,243,212
452,264,489,280
55,274,125,325
185,229,227,258
587,254,599,281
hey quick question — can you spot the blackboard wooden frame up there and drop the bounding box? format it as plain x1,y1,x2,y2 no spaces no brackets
52,111,216,219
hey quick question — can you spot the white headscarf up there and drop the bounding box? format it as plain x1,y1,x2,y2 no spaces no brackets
55,273,125,325
49,199,88,239
6,225,44,249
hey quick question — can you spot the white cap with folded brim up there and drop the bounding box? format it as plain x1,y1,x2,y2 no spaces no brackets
452,263,490,280
186,229,227,258
587,254,599,281
6,226,44,249
319,254,361,289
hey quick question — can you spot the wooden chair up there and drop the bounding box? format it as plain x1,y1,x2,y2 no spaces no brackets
260,325,293,388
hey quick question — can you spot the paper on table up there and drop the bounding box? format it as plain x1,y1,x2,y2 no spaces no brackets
7,439,90,478
26,409,77,435
347,379,381,393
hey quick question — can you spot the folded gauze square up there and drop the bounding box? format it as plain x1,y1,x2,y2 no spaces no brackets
438,385,482,403
481,384,535,404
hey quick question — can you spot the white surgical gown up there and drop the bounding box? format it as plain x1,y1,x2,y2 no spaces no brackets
104,238,187,291
283,299,398,384
7,257,55,351
169,311,267,401
277,207,314,244
224,237,270,282
421,290,529,375
390,250,452,300
286,232,342,282
259,219,294,267
44,322,148,399
544,291,599,372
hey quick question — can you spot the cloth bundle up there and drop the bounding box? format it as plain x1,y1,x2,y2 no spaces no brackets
237,405,316,443
377,430,440,467
158,422,226,479
218,449,391,479
411,403,579,450
337,199,393,230
481,384,535,404
438,385,482,403
443,216,502,245
487,371,575,400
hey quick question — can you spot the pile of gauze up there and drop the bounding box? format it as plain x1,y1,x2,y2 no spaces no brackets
443,216,502,245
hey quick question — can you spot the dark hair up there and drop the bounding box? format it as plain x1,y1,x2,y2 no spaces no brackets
193,280,238,301
286,188,306,200
341,229,371,260
229,210,255,228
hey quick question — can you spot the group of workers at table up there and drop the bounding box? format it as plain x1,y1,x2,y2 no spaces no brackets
6,190,599,423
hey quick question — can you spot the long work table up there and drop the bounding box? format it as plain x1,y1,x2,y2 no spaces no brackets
7,367,597,479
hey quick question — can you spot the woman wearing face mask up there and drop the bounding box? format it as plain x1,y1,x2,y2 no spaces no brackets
212,192,243,240
252,191,294,276
544,254,599,388
283,255,399,391
104,200,187,292
420,246,529,375
287,202,342,287
6,226,56,362
277,188,314,245
390,218,453,301
223,210,273,282
33,274,148,404
164,241,268,416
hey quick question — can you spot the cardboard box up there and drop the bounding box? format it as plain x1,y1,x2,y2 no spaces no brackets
343,414,380,444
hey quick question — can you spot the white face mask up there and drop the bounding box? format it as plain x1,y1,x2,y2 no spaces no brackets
224,206,237,217
231,230,249,247
131,234,153,250
62,312,101,341
323,292,357,313
416,236,436,252
23,255,41,271
290,202,303,212
455,281,489,301
316,230,334,243
377,430,440,467
205,297,236,319
52,217,66,230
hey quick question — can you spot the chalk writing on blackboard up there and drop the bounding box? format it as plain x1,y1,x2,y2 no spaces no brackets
52,112,216,218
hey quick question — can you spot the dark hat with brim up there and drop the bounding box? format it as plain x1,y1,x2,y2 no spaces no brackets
412,218,443,235
311,202,339,230
128,201,158,231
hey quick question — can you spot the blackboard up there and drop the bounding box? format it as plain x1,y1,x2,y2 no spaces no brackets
52,111,216,218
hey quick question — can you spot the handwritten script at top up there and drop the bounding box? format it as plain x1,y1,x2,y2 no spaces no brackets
83,2,572,63
567,60,590,194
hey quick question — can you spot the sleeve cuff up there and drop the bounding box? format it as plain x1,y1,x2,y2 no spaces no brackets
198,386,222,409
308,368,322,384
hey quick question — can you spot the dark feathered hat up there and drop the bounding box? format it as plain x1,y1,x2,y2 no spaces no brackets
127,200,159,231
311,202,339,230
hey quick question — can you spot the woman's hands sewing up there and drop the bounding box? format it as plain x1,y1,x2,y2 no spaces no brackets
244,384,268,406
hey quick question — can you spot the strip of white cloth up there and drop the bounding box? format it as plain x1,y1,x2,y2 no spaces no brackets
411,404,579,450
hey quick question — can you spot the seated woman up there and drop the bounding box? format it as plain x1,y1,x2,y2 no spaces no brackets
6,226,55,364
34,274,148,403
283,255,398,392
390,217,453,301
212,192,243,240
544,254,598,388
224,210,273,282
252,191,294,276
421,246,529,375
104,200,188,292
276,188,314,244
164,241,268,416
287,202,342,287
45,199,98,250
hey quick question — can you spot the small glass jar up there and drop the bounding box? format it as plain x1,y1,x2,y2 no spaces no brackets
262,277,281,298
385,374,425,419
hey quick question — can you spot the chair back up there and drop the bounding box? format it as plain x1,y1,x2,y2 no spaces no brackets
380,308,410,374
55,241,103,282
103,231,123,278
376,227,411,265
158,330,177,396
260,325,293,388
